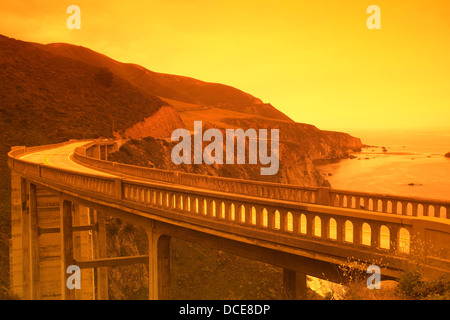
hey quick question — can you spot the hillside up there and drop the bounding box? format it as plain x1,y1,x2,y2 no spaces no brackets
0,34,182,144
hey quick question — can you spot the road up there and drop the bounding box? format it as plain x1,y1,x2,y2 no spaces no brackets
20,141,117,178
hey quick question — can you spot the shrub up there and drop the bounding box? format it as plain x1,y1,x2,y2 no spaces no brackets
95,67,114,88
395,270,450,299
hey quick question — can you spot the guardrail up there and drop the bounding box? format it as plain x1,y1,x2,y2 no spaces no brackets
72,140,450,220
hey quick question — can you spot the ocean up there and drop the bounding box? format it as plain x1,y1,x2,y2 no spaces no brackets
315,129,450,201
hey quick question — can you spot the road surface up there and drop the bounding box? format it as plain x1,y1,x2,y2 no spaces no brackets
20,141,117,178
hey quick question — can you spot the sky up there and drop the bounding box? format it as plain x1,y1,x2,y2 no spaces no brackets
1,0,449,135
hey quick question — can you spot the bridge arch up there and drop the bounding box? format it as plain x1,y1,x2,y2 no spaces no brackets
261,208,268,227
273,210,281,230
240,204,246,223
350,196,356,209
286,212,293,232
250,206,257,225
344,220,353,243
333,195,340,206
406,203,413,216
342,196,348,208
220,201,226,219
313,216,321,237
379,225,390,250
230,203,236,220
299,213,307,235
398,228,410,254
440,206,447,219
328,218,337,240
362,223,371,246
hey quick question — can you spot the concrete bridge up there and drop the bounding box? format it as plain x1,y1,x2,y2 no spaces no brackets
7,140,450,300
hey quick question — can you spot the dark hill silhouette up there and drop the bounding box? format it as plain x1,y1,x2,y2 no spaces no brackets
0,34,170,144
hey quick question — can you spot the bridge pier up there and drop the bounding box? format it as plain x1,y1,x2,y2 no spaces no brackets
12,178,41,300
60,199,75,300
283,269,307,300
94,210,109,300
20,179,31,299
10,171,24,297
28,182,40,300
147,226,171,300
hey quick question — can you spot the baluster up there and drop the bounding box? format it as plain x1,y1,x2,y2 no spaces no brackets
373,198,379,212
335,218,345,243
225,201,233,221
400,201,408,215
130,186,135,201
245,204,251,225
267,208,274,230
200,198,206,215
183,195,190,213
292,213,300,236
391,200,398,214
422,204,429,217
208,199,215,218
176,194,183,211
352,196,358,209
353,220,362,246
371,223,380,249
389,225,399,253
339,195,344,207
279,210,286,232
136,187,141,202
412,203,418,216
255,206,263,227
382,199,388,213
305,214,313,238
321,216,329,239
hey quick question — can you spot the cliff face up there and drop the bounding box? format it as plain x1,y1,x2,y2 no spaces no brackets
120,105,185,140
221,118,362,161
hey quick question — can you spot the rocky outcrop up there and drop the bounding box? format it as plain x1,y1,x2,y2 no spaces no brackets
119,105,185,140
221,117,363,161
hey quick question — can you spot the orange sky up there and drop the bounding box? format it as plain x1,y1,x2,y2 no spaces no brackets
1,0,449,133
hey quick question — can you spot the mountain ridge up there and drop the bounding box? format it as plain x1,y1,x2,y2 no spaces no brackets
34,41,293,121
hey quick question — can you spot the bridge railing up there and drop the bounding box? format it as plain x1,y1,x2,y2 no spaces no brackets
330,189,450,219
8,142,450,274
72,140,450,220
